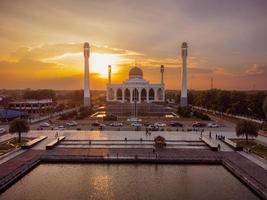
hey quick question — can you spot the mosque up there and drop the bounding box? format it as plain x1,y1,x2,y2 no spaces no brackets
106,66,165,103
83,42,188,116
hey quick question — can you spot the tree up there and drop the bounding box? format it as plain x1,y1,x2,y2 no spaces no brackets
23,89,56,101
236,120,259,143
9,119,30,143
77,106,92,119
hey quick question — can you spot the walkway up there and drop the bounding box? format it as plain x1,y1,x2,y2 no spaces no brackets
239,151,267,171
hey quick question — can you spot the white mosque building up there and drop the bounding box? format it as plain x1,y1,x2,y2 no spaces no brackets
106,66,165,104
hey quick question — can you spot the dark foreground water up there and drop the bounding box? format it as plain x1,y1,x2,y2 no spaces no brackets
1,164,258,200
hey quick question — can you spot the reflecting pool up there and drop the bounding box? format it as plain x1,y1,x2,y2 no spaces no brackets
1,164,258,200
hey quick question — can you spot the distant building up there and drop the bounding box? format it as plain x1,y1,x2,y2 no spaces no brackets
9,99,53,114
0,109,28,121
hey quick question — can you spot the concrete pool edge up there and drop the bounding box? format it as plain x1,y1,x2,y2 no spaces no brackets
0,149,266,199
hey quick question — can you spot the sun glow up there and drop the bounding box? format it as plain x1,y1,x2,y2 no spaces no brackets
90,53,120,78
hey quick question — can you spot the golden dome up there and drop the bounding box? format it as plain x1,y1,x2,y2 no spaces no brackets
129,67,143,78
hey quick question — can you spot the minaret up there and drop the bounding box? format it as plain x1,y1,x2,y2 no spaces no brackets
84,42,90,107
108,65,111,84
180,42,188,107
160,65,164,84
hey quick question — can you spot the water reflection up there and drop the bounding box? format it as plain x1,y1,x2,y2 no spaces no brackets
1,164,258,200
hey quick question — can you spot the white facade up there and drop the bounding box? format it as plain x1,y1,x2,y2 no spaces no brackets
107,67,165,103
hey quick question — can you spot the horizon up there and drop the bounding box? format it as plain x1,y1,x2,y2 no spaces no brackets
1,0,267,90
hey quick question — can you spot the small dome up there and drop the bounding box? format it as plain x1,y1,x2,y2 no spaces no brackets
84,42,90,48
129,67,143,78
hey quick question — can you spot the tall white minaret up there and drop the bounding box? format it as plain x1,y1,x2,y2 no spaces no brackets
160,65,164,84
84,42,90,107
180,42,188,107
108,65,111,84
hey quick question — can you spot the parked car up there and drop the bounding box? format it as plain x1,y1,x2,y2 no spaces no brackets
207,123,220,128
192,122,206,127
169,122,183,127
131,122,142,127
66,121,78,126
40,122,50,127
154,122,166,127
0,128,6,134
109,122,123,127
147,125,159,131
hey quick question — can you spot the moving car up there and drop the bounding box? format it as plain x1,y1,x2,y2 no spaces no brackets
207,123,220,128
147,125,159,131
131,122,142,127
0,128,6,134
66,121,78,126
192,122,206,127
169,122,183,127
40,122,50,127
154,122,166,127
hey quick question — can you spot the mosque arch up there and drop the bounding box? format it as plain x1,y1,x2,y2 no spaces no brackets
157,88,163,101
117,88,122,100
141,88,147,102
132,88,139,102
124,88,130,102
108,88,115,100
149,88,155,101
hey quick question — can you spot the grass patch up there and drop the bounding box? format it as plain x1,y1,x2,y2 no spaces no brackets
0,138,31,156
232,139,267,160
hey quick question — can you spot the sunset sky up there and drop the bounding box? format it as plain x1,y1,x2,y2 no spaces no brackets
0,0,267,90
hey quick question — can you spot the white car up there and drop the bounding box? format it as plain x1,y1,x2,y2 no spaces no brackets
66,121,78,126
131,122,142,127
154,122,166,127
40,122,50,127
110,122,123,127
207,123,220,128
127,117,142,122
0,128,6,134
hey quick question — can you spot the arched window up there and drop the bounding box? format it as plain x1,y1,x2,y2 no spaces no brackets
108,88,115,100
117,88,122,100
141,88,147,102
132,88,139,102
157,88,163,100
124,88,130,102
149,88,155,100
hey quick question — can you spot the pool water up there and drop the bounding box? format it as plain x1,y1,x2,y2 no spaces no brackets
0,164,258,200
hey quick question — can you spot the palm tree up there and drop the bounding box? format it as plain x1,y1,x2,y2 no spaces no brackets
236,120,259,143
9,119,29,143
